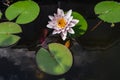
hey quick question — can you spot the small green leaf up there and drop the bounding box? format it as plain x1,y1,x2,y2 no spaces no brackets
5,1,40,24
71,12,88,37
36,43,73,75
0,22,22,47
0,11,2,19
94,1,120,23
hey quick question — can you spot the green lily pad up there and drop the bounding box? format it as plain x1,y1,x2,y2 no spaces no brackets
71,12,88,37
5,1,40,24
94,1,120,23
36,43,73,75
0,22,22,47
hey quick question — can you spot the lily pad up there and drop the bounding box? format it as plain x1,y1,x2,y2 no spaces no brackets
71,12,88,37
0,22,22,47
5,1,40,24
36,43,73,75
94,1,120,23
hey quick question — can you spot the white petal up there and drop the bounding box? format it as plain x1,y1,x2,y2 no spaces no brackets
61,31,68,40
48,15,54,20
61,28,66,33
52,30,61,34
68,23,76,27
54,13,57,17
61,32,67,40
62,35,66,40
66,16,73,25
68,16,73,22
47,24,53,28
71,19,79,24
57,8,64,16
54,13,59,19
47,21,58,29
65,9,72,19
68,28,75,34
66,27,70,30
47,21,55,26
67,19,79,27
63,31,67,36
53,27,60,30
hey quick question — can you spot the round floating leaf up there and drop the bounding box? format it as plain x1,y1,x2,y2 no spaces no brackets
5,1,40,24
94,1,120,23
0,22,22,47
36,43,73,75
71,12,88,37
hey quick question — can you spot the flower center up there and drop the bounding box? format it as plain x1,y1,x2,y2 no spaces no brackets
57,18,66,28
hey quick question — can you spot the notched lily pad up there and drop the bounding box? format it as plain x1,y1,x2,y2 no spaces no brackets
0,22,22,47
94,1,120,23
36,43,73,75
71,12,88,37
5,1,40,24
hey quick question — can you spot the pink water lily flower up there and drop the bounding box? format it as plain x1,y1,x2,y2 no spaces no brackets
47,8,79,40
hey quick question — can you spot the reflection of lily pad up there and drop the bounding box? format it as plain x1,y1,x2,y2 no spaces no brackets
5,1,40,24
0,22,22,47
94,1,120,23
36,43,73,75
72,12,88,37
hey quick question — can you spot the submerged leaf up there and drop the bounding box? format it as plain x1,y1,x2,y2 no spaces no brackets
95,1,120,23
5,1,40,24
36,43,73,75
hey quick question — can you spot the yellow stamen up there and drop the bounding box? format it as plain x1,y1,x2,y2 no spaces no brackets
57,18,66,28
